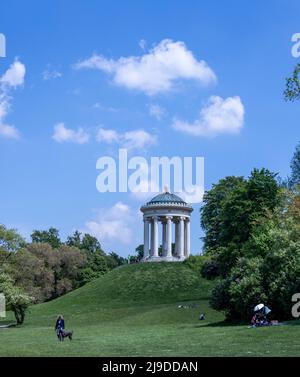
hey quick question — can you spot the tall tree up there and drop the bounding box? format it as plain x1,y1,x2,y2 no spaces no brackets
201,176,246,251
201,169,280,276
284,63,300,101
289,142,300,188
0,224,25,252
31,227,61,249
66,231,103,254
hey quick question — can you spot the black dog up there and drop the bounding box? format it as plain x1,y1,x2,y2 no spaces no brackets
58,330,73,341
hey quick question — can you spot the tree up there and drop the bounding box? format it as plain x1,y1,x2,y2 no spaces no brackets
289,142,300,188
0,272,32,325
67,231,126,285
284,63,300,101
31,227,61,249
12,243,87,302
201,176,246,251
210,189,300,321
109,252,127,266
0,224,25,263
66,230,82,249
67,231,104,254
12,243,57,302
52,245,86,297
135,244,144,261
200,169,280,276
210,257,266,321
79,250,111,285
81,233,103,254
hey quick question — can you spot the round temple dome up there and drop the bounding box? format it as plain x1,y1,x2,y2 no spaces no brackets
148,192,186,205
141,191,192,210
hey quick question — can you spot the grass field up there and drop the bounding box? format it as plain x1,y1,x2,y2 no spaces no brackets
1,262,300,357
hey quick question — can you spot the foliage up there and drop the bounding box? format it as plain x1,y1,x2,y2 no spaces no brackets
201,176,245,251
0,224,25,263
183,255,210,274
79,250,115,285
211,257,267,321
66,231,126,284
210,195,300,321
284,63,300,102
11,243,86,302
67,231,103,254
200,257,220,280
135,244,144,261
0,272,32,325
201,169,280,276
109,251,127,266
31,227,61,249
289,142,300,188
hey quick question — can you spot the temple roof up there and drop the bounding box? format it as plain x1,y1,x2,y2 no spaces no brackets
141,191,193,211
147,192,186,205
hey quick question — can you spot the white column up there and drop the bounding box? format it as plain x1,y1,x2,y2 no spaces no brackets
152,216,159,257
179,216,184,259
162,220,167,256
175,219,179,256
143,217,150,259
166,216,173,258
150,219,154,256
184,218,190,257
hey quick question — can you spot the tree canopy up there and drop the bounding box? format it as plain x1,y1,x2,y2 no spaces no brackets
284,63,300,101
201,169,280,276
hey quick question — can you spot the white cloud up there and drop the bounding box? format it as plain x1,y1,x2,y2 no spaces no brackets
96,128,120,143
93,102,119,112
148,103,166,121
0,60,25,88
42,70,62,80
172,96,245,137
52,122,90,144
74,39,216,95
0,59,26,139
124,130,156,150
139,39,146,50
0,122,20,139
96,127,156,150
84,202,134,244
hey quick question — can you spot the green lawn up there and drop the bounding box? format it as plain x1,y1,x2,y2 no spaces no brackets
1,262,300,357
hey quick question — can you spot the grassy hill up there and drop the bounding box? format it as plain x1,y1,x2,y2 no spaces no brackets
1,262,300,356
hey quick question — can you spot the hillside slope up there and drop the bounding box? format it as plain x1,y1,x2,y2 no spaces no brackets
30,262,216,326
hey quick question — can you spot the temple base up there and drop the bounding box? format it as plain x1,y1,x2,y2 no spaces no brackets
142,255,188,263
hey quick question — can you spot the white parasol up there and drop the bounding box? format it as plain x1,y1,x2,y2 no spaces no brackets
254,303,264,312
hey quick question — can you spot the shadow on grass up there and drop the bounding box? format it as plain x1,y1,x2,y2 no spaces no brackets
194,320,247,328
196,320,297,329
0,321,17,328
283,319,300,326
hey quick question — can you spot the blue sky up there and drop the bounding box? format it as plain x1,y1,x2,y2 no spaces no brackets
1,0,300,256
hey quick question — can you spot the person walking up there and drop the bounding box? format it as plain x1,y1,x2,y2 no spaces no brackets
55,315,65,341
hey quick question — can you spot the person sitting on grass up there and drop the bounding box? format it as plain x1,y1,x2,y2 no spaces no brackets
55,315,65,341
251,304,272,327
251,313,260,327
